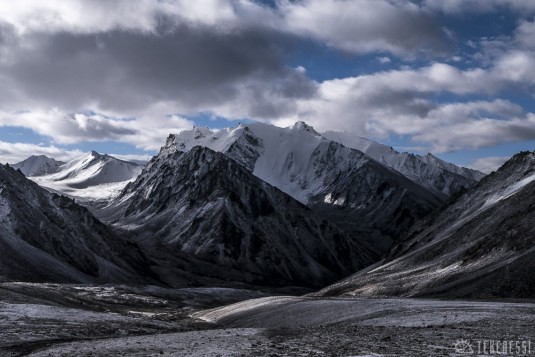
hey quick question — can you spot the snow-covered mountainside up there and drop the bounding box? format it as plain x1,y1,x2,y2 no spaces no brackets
322,131,485,197
162,122,443,254
315,151,535,298
30,151,143,205
99,146,378,288
166,122,338,203
12,155,65,176
0,164,153,284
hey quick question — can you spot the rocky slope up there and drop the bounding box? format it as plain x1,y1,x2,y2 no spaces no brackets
0,163,153,284
315,151,535,298
100,146,378,289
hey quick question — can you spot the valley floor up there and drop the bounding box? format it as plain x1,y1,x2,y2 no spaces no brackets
0,283,533,356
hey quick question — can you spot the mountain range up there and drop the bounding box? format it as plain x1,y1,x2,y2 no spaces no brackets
7,121,531,298
160,122,476,255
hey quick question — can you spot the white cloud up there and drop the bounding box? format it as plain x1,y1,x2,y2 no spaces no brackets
0,0,243,35
0,108,195,151
377,56,391,64
412,113,535,152
0,141,83,164
468,155,510,174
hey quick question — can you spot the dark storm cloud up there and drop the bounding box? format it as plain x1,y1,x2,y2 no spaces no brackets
281,0,452,57
1,22,317,117
508,124,535,140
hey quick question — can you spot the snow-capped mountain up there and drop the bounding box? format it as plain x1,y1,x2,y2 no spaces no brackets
12,155,65,176
100,146,378,288
316,151,535,298
162,122,443,254
30,151,143,206
165,122,335,203
322,131,485,197
0,163,153,284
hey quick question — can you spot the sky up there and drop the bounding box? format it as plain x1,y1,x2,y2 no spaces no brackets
1,0,535,173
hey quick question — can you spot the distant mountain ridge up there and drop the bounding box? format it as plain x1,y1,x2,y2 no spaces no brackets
26,151,143,206
322,131,484,197
12,155,65,176
45,151,142,189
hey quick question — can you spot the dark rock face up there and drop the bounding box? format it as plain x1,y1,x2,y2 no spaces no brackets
166,124,445,257
305,141,443,254
0,164,153,284
315,151,535,299
100,146,378,289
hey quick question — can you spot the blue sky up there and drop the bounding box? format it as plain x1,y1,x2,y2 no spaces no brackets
1,0,535,172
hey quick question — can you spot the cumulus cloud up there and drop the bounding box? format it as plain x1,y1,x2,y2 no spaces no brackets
279,64,510,133
0,0,241,35
0,110,136,144
0,0,453,151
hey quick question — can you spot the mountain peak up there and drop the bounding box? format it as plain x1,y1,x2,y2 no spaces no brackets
494,150,535,175
12,155,65,177
291,121,320,135
192,126,213,139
